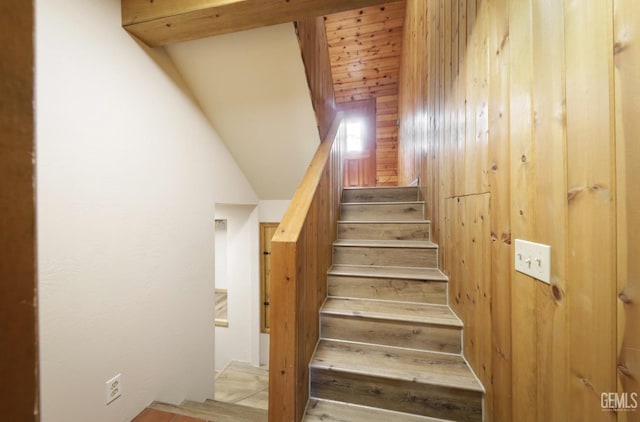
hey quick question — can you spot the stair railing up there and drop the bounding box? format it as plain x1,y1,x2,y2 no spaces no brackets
268,113,345,422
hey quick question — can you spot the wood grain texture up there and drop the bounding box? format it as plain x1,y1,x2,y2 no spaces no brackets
399,0,624,420
122,0,394,46
508,1,537,421
260,223,279,333
342,186,419,202
376,95,399,186
564,0,617,419
310,340,483,420
487,0,512,419
215,361,269,405
269,114,345,422
296,17,338,140
340,202,424,221
325,1,405,106
0,1,38,420
614,0,640,414
327,274,447,304
304,399,444,422
315,0,404,174
333,240,437,268
321,314,461,353
338,221,430,241
310,367,482,421
149,401,267,422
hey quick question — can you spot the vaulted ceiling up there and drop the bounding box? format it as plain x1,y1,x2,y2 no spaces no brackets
325,1,406,104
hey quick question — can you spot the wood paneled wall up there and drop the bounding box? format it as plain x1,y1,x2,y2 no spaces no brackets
269,115,345,422
399,0,638,420
0,1,38,420
296,17,337,140
615,0,640,414
375,95,399,186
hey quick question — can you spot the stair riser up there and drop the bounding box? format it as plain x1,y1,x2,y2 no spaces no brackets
338,222,430,241
343,188,419,203
321,314,462,353
333,246,437,268
340,203,424,221
328,275,447,305
310,368,483,421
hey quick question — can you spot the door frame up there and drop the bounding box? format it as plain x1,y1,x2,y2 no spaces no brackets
259,222,279,333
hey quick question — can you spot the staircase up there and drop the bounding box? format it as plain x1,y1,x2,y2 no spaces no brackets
303,186,484,422
145,399,267,421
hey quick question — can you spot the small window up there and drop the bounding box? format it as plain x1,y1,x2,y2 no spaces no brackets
346,119,364,152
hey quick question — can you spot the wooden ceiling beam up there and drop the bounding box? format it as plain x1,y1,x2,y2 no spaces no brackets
122,0,393,46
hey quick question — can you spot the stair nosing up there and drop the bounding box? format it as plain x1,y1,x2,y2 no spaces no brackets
328,264,449,281
343,186,419,190
341,201,425,206
334,239,438,249
337,220,431,224
310,339,484,393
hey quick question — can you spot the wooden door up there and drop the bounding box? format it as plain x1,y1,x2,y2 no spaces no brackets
340,99,377,187
260,223,279,333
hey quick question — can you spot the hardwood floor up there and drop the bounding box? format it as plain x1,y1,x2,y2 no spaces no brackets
133,407,204,422
215,361,269,410
131,361,269,421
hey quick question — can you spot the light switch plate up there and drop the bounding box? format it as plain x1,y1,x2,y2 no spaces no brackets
514,239,551,284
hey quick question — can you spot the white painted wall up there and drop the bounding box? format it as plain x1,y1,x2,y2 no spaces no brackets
166,24,321,200
36,0,258,421
214,221,229,291
213,205,261,371
259,200,292,223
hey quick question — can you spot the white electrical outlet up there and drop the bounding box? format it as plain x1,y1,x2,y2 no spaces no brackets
514,239,551,284
105,373,122,404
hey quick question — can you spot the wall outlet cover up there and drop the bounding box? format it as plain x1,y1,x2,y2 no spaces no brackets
106,373,122,405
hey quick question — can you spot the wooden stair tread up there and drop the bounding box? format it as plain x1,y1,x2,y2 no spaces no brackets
149,400,266,421
310,339,484,392
321,297,462,327
338,220,430,224
334,239,437,248
342,186,420,203
343,186,419,191
304,398,451,421
341,201,425,206
329,264,448,281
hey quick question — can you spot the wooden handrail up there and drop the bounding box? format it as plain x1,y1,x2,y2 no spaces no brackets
268,113,345,422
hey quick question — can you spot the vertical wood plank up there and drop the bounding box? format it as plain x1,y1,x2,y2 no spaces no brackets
0,1,38,420
269,241,298,422
475,1,490,194
508,0,537,420
530,0,569,420
488,0,512,419
564,0,617,419
451,0,464,196
614,0,640,413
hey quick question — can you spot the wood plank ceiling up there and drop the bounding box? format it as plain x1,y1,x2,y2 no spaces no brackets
324,1,406,104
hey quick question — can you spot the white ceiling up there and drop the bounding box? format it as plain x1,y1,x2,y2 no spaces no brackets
166,23,321,200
